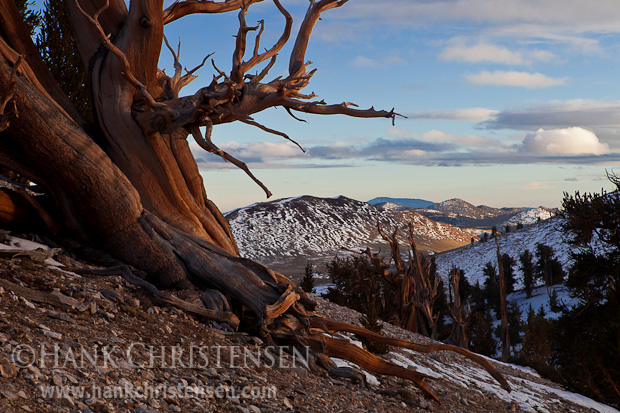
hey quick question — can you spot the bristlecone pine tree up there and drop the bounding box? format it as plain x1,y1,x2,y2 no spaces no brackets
0,0,510,402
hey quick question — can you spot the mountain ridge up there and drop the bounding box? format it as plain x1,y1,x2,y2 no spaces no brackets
225,195,477,278
367,197,434,209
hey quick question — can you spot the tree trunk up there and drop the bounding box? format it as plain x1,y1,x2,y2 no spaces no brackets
495,234,510,362
0,0,512,402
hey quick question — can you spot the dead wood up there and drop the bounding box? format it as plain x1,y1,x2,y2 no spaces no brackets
310,317,511,393
0,278,79,309
71,265,241,329
494,233,510,362
306,333,440,403
446,266,471,348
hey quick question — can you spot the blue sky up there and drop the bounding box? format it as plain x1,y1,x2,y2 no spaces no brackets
160,0,620,211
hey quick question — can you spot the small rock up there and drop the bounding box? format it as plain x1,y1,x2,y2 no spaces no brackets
75,401,89,411
52,373,63,386
20,406,33,412
48,313,76,324
43,330,62,340
289,367,308,379
283,397,294,409
397,388,416,402
148,399,161,409
0,357,17,378
20,297,36,309
0,389,18,399
101,289,124,304
248,405,261,413
127,297,140,308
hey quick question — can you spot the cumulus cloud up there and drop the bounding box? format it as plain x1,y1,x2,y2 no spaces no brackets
466,70,568,88
521,127,610,155
404,107,499,122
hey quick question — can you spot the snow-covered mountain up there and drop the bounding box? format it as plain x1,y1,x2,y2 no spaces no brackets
501,206,558,227
428,198,524,219
433,216,570,288
226,195,476,261
417,198,527,229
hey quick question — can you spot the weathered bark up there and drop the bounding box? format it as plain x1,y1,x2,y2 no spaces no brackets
446,266,471,348
0,0,510,403
376,222,439,338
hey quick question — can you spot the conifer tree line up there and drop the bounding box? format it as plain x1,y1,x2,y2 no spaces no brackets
324,173,620,407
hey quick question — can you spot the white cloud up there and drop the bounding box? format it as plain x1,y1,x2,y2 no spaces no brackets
421,130,500,147
482,99,620,132
522,127,611,155
352,55,406,68
224,141,304,159
440,42,525,65
344,0,620,35
439,40,559,65
405,107,499,122
466,70,567,88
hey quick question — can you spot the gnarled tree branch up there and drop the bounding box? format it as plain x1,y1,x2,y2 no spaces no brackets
189,123,272,197
163,0,267,24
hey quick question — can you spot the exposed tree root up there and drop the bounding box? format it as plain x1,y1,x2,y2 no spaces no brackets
72,265,241,329
306,333,441,403
310,317,511,392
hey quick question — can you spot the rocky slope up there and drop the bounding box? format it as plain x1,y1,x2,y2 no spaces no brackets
0,232,616,413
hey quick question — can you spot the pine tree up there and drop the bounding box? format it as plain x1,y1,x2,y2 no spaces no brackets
519,305,557,380
506,301,522,357
36,0,93,121
520,250,535,298
500,253,516,294
483,262,500,315
469,306,496,357
554,172,620,406
300,261,315,293
535,243,565,286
